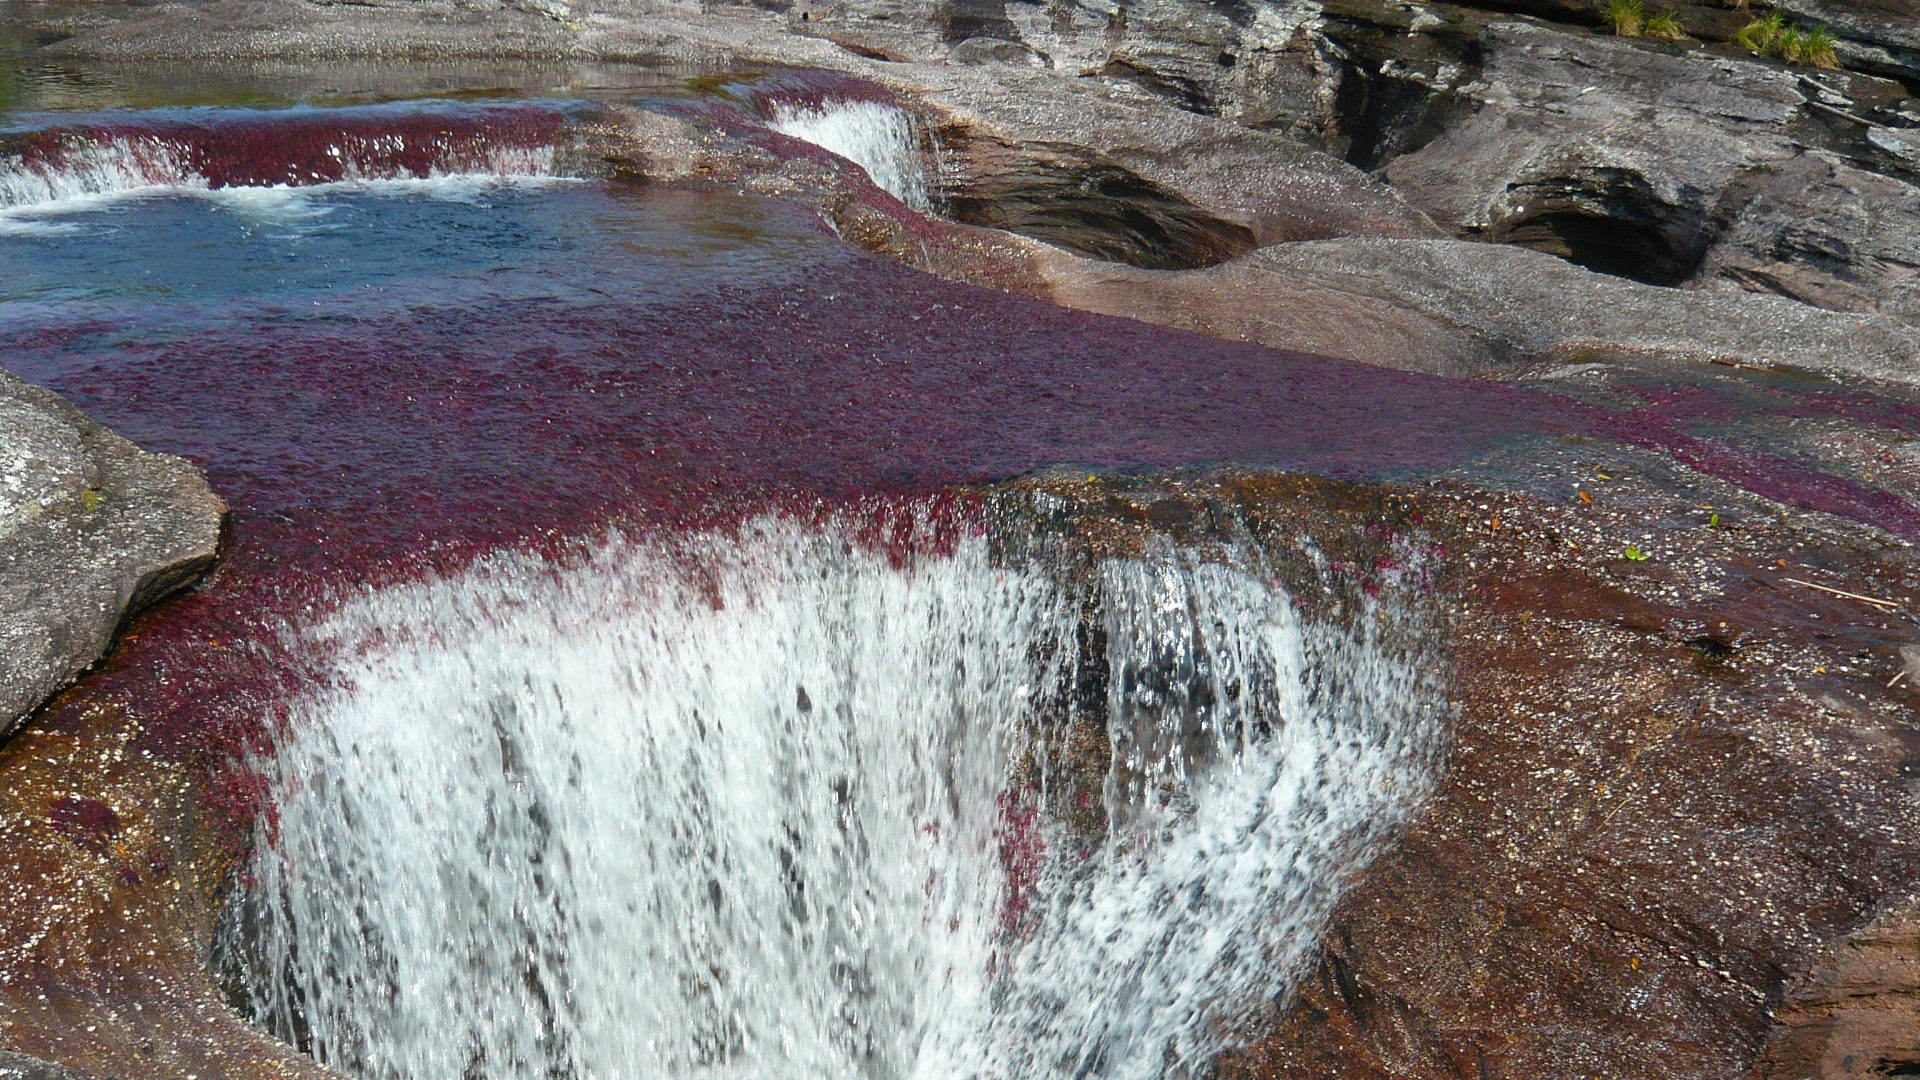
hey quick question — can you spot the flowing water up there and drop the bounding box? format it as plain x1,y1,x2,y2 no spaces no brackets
220,516,1441,1080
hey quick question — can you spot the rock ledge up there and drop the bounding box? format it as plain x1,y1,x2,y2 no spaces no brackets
0,370,225,736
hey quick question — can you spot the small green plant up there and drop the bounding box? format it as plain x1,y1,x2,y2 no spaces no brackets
1735,12,1840,67
1605,0,1646,36
1644,11,1690,40
1624,546,1650,561
1709,512,1722,527
1733,10,1786,51
1787,23,1840,67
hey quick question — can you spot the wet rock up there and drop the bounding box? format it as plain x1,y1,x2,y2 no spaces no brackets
0,370,224,736
1382,21,1806,284
1218,482,1920,1080
0,1053,99,1080
1756,895,1920,1079
1691,152,1920,327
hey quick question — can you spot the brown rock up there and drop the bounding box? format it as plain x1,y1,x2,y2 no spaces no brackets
1757,896,1920,1078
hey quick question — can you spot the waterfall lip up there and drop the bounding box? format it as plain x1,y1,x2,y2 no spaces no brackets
767,97,934,212
0,99,579,218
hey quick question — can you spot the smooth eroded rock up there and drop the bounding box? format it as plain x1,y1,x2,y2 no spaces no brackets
1383,21,1805,284
0,369,224,736
1039,237,1920,380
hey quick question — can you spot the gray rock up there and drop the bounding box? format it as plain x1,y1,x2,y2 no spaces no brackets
0,369,224,736
946,35,1046,67
1771,0,1920,84
1691,152,1920,327
910,62,1442,249
1383,20,1806,284
1038,237,1920,381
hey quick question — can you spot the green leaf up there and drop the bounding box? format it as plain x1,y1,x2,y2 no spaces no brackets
1624,546,1649,561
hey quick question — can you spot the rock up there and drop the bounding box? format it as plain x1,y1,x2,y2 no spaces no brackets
0,1053,98,1080
1771,0,1920,85
1038,237,1920,380
1382,20,1806,284
1690,152,1920,327
1756,896,1920,1079
909,63,1443,249
1216,484,1920,1080
945,35,1046,67
0,370,225,736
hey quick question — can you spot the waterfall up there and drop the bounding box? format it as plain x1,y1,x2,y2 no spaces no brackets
769,101,933,213
220,512,1442,1080
0,106,562,216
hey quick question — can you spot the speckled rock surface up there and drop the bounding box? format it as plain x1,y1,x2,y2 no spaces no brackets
0,370,224,736
0,1052,97,1080
1691,153,1920,327
1039,237,1920,380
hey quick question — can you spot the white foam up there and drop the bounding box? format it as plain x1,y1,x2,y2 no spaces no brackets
770,100,933,213
223,515,1443,1080
0,136,561,226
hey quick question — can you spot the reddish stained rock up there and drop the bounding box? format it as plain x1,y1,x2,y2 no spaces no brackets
47,798,118,850
1220,483,1920,1080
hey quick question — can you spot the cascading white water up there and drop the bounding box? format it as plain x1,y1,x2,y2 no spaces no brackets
0,136,201,210
0,137,556,217
768,101,933,213
224,514,1443,1080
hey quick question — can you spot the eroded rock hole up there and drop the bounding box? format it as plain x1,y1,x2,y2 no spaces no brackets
939,136,1259,269
1492,208,1701,286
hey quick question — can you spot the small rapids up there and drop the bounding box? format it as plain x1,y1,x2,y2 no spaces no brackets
769,100,932,213
219,511,1443,1080
0,102,565,217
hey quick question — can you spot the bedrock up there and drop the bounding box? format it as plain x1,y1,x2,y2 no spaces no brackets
0,369,224,735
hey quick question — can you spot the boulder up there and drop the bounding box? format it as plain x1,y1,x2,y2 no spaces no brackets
0,369,224,736
1382,20,1806,284
1691,152,1920,327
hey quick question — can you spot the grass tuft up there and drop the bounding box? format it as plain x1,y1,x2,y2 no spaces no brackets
1605,0,1645,36
1733,9,1785,51
1797,23,1841,67
1734,11,1840,66
1644,11,1690,40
